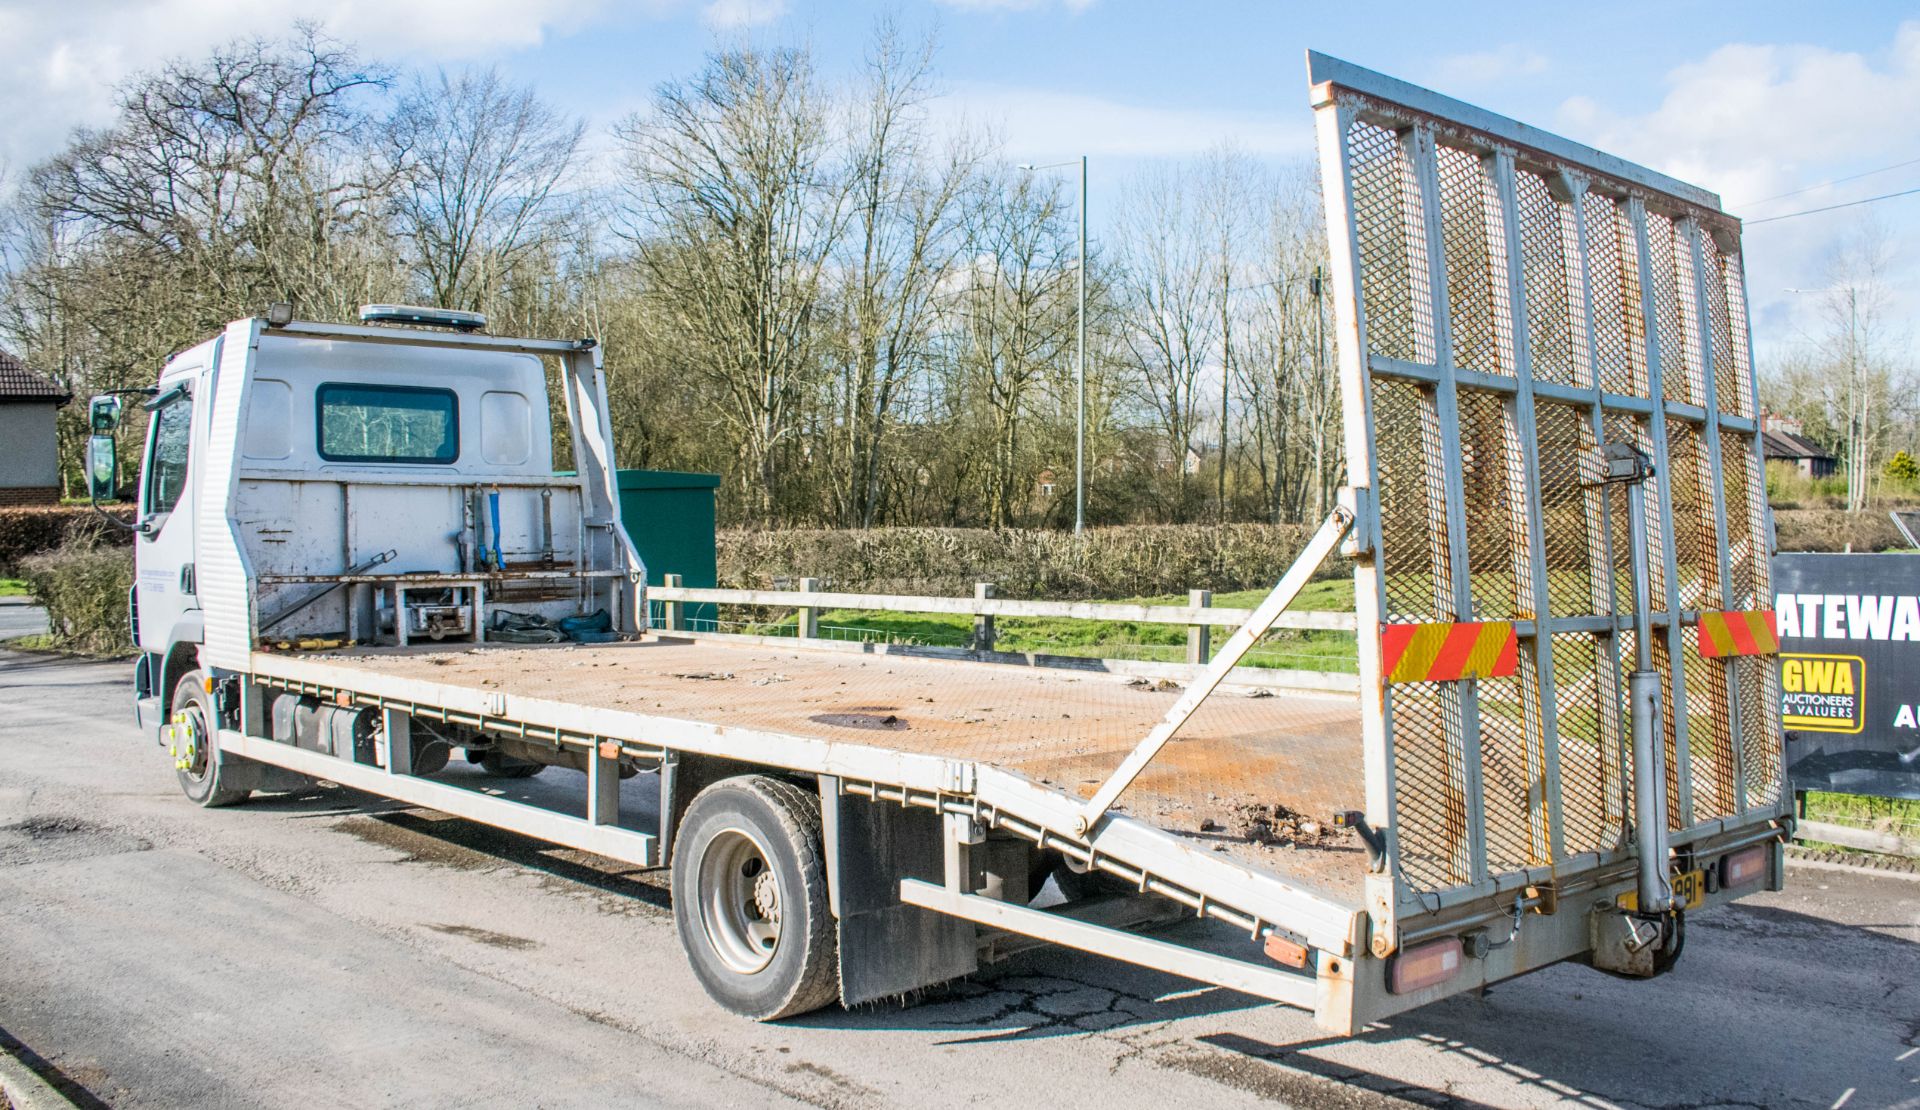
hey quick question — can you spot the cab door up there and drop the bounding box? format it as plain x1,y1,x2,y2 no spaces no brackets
134,370,203,652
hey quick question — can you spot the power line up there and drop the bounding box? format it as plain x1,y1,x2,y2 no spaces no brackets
1744,185,1920,226
1737,154,1920,209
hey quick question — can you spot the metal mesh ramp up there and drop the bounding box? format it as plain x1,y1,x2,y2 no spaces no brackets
1310,53,1787,928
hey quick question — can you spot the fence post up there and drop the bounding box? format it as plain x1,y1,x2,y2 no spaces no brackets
799,577,820,640
973,582,997,653
1187,589,1212,665
662,573,685,631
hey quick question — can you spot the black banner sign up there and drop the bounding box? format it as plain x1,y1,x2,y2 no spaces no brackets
1775,553,1920,799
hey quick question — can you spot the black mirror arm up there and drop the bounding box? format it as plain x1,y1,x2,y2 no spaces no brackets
88,489,140,533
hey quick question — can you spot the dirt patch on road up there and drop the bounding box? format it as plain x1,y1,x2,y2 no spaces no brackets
422,922,541,950
333,810,672,917
335,812,501,871
0,816,151,866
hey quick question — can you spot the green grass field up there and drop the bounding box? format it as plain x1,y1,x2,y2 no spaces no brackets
696,577,1363,674
1802,791,1920,831
0,578,27,598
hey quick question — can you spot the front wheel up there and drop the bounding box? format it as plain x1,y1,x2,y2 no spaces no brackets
169,669,250,808
671,775,838,1020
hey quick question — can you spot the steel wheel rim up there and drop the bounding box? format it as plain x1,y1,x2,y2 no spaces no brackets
696,826,781,974
179,700,211,782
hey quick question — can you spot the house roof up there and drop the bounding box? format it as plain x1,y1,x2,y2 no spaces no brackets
0,352,70,405
1761,427,1833,462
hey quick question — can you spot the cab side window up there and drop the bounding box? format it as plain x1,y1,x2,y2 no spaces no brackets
144,393,192,517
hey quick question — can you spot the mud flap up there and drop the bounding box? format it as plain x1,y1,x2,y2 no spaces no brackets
821,782,977,1006
215,757,313,794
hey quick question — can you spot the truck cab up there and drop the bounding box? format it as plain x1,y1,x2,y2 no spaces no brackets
117,306,644,739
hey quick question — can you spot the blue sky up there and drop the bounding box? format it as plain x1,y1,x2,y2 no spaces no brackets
5,0,1918,357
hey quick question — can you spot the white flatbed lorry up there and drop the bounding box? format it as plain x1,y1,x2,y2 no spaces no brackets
92,56,1792,1033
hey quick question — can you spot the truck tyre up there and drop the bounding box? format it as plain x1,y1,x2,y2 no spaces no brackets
170,670,250,808
671,775,838,1020
477,751,544,779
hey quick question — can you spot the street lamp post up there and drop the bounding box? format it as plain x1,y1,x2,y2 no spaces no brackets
1021,157,1088,535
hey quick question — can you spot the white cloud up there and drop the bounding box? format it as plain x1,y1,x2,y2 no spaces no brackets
1431,45,1548,87
936,82,1312,162
0,0,620,172
1554,21,1920,359
700,0,786,30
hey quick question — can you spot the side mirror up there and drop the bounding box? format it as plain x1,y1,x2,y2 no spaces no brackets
87,434,118,503
89,394,123,432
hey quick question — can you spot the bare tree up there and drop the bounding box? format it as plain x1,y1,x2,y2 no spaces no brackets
1116,164,1217,522
1765,216,1916,511
388,67,585,312
1235,164,1334,521
9,27,401,488
825,22,981,527
1200,146,1264,521
29,26,395,314
3,24,1371,530
613,45,847,524
947,167,1076,527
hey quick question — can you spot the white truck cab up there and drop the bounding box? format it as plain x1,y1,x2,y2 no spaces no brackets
111,307,644,743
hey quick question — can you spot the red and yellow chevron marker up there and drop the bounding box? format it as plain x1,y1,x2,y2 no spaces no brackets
1380,621,1519,684
1696,609,1779,658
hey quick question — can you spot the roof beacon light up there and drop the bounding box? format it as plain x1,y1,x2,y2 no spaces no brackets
358,304,487,332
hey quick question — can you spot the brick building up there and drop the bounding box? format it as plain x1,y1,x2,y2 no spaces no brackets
0,352,70,505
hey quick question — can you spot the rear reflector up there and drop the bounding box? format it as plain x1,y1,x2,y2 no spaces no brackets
1263,933,1309,969
1720,844,1768,889
1386,936,1463,995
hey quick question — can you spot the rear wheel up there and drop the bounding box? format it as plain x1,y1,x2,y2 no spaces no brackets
671,775,838,1020
170,669,250,808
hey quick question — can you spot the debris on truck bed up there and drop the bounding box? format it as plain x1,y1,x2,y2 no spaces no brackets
1226,803,1339,848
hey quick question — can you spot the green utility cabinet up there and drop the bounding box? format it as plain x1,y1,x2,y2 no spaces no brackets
617,469,720,629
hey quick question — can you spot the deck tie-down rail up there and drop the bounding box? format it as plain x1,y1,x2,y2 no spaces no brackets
1075,499,1358,834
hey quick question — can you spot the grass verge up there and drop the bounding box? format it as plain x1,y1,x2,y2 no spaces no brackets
693,578,1362,674
1,633,135,659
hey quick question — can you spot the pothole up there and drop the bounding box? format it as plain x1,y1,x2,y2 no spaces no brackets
0,815,152,865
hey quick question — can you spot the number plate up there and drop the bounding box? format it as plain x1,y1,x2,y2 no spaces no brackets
1615,869,1707,912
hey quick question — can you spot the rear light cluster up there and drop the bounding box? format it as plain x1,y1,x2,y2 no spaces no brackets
1719,844,1768,889
1386,937,1462,995
1262,932,1310,969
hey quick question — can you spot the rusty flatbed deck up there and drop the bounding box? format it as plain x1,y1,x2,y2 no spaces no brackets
315,635,1372,903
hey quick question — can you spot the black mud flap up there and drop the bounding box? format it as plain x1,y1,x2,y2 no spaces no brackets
821,781,977,1006
212,751,313,794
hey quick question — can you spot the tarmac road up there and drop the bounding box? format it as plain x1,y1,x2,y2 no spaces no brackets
0,596,49,640
2,640,1917,1109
